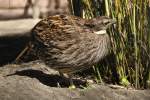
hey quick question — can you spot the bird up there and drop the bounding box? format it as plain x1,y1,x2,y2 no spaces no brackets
15,14,115,87
30,14,116,74
16,14,116,86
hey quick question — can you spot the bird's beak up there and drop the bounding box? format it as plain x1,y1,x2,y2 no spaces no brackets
109,19,116,25
111,19,116,24
106,18,116,28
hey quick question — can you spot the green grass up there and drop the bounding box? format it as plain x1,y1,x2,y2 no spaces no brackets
68,0,150,89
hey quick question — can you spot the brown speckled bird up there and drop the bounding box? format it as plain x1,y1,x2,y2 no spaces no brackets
31,14,115,74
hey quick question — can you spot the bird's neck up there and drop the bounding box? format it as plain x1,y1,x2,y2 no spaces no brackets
94,30,107,35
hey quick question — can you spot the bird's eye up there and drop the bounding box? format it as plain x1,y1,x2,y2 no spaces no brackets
103,21,110,25
85,23,95,28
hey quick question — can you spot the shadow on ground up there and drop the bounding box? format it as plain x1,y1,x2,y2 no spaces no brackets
6,68,87,88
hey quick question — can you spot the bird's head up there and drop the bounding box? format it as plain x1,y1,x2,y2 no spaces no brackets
85,16,116,34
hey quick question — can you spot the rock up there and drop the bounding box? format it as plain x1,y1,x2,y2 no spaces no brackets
0,61,149,100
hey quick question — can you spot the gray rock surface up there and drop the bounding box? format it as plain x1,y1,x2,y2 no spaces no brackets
0,61,150,100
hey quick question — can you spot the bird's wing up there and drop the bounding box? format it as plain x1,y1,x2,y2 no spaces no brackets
31,15,89,48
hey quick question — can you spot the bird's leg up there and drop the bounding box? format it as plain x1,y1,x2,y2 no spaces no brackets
59,72,76,88
68,74,76,89
57,72,64,87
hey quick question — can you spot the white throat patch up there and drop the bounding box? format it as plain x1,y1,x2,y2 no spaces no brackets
94,30,106,35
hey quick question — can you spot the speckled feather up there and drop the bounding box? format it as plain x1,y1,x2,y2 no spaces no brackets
31,14,115,74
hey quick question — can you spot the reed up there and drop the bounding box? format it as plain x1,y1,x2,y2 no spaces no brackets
68,0,150,89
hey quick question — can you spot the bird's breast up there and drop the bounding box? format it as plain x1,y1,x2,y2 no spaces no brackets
39,33,110,73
